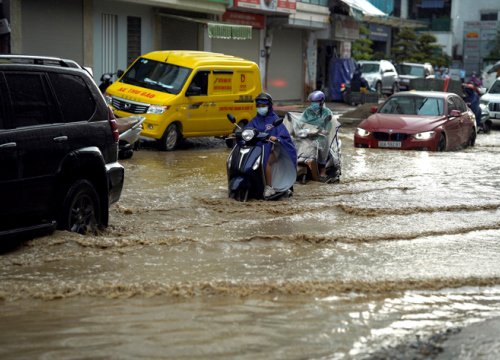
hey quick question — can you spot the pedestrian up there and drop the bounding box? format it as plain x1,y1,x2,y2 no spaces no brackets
245,92,297,198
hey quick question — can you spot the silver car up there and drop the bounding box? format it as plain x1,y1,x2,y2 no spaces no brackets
358,60,400,96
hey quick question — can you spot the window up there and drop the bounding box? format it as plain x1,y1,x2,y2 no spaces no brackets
447,98,457,113
481,12,498,21
417,97,443,116
188,71,209,96
127,16,141,67
450,96,466,113
4,72,55,128
49,73,96,122
122,59,191,95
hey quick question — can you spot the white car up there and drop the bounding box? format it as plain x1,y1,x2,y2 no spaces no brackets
481,62,499,90
480,77,500,126
358,60,399,96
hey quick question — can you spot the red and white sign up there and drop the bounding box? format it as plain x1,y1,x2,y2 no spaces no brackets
222,11,265,29
233,0,296,14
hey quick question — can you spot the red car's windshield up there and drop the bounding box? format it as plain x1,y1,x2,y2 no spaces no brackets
379,96,444,116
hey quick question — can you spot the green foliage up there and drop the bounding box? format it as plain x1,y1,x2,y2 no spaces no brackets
391,27,418,63
486,30,500,60
391,27,450,67
352,25,373,60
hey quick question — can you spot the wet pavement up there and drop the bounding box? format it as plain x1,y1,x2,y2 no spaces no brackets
0,108,500,359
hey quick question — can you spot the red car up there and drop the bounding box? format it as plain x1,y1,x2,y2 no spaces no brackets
354,91,477,151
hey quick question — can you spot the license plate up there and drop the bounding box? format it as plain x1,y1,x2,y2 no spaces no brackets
378,141,401,148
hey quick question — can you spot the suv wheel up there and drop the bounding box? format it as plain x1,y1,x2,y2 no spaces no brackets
159,123,181,151
392,82,399,94
59,180,101,235
375,82,383,96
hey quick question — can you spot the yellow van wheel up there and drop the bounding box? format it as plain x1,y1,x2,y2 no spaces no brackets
158,123,181,151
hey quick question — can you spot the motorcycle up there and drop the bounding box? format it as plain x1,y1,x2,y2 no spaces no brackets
226,114,296,202
284,111,342,184
340,79,378,106
478,103,492,133
115,115,145,159
99,72,115,94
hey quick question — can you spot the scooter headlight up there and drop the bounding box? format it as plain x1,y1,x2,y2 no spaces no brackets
242,129,255,142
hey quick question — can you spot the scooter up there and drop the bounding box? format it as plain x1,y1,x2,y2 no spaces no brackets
226,114,296,202
115,115,145,159
99,72,115,94
285,111,342,184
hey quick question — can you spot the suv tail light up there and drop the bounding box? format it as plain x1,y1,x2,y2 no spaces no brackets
108,108,120,143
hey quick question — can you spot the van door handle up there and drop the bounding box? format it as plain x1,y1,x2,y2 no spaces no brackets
0,142,17,149
53,136,68,142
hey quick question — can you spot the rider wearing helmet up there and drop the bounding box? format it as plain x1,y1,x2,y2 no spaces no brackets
295,90,334,181
245,92,297,198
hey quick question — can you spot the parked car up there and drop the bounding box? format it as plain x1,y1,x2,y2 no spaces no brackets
396,62,434,91
357,60,399,96
480,77,500,126
0,55,125,240
354,91,477,151
105,50,262,151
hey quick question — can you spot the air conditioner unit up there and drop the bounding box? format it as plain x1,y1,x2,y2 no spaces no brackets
0,18,11,35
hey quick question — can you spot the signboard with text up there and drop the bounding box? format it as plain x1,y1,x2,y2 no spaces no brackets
232,0,296,14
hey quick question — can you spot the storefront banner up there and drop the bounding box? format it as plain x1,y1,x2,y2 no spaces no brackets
233,0,296,14
223,10,265,29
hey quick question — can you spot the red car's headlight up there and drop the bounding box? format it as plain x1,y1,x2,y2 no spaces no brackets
356,128,371,137
413,131,435,140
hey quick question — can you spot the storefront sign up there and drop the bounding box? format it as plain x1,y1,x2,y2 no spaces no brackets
232,0,296,14
332,15,358,41
368,24,389,42
223,10,265,29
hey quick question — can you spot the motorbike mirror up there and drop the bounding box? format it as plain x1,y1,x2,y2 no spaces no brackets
116,69,124,78
272,117,284,127
227,114,236,124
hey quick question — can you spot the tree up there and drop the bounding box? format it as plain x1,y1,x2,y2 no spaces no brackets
352,25,373,60
391,27,418,63
415,33,441,63
392,27,450,67
486,30,500,61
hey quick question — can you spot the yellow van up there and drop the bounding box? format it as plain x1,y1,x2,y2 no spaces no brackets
104,51,262,150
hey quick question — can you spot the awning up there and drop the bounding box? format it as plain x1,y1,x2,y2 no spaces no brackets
339,0,386,19
207,23,252,40
159,13,252,40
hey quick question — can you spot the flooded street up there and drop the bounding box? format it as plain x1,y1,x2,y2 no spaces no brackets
1,124,500,359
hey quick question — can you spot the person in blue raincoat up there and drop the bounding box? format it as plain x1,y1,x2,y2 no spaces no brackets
245,92,297,198
463,83,481,128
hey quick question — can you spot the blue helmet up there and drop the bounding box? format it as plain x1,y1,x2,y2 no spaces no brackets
308,90,325,104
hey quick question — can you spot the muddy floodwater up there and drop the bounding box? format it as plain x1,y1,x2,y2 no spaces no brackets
1,125,500,359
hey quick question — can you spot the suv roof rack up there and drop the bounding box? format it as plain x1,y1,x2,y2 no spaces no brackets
0,54,82,69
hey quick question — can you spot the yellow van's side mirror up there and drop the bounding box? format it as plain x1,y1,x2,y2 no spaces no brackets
186,85,202,96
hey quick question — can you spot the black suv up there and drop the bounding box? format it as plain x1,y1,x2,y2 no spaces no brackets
0,55,124,240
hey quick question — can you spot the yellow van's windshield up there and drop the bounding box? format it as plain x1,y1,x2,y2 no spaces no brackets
121,58,192,94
